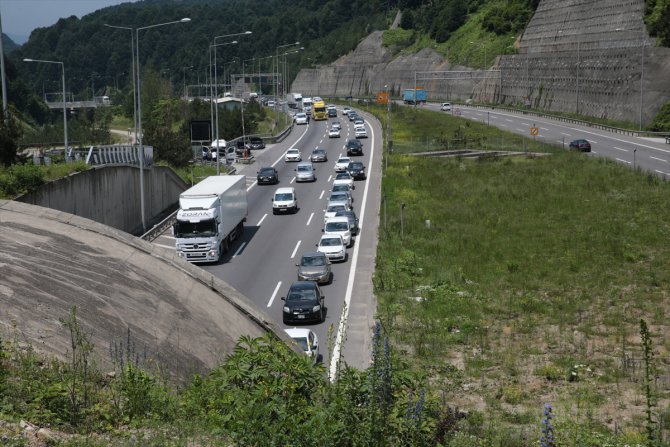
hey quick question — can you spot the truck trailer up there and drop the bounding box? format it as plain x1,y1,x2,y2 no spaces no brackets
174,175,248,263
403,88,427,104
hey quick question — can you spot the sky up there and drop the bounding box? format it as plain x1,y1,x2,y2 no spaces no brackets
1,0,140,44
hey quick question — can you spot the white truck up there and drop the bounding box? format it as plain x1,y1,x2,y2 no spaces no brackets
301,97,313,115
173,175,248,263
287,92,302,109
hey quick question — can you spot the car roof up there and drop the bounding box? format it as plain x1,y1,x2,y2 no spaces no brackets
337,156,351,160
301,251,326,259
327,200,349,208
259,166,275,171
284,327,312,339
287,147,300,151
325,216,350,224
275,187,295,194
320,234,343,242
297,161,313,167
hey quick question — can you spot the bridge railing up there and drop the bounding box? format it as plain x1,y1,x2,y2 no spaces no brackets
84,145,154,167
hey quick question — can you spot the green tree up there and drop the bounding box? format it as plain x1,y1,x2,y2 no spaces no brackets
0,107,23,166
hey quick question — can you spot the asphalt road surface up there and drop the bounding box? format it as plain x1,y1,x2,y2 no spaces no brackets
153,109,383,376
422,103,670,176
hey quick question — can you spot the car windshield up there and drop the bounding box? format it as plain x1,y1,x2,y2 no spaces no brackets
350,163,363,169
173,219,216,238
333,185,348,192
313,149,325,155
338,158,349,163
330,192,347,200
336,173,351,180
320,238,342,247
288,150,299,154
287,287,316,302
326,222,349,232
259,168,274,175
291,336,309,351
298,165,312,172
296,114,306,118
275,193,293,201
301,255,326,267
327,205,346,213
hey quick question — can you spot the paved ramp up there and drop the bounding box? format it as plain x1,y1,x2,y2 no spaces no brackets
0,200,289,382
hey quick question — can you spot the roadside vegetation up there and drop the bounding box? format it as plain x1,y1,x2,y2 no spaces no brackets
4,103,670,445
366,103,670,444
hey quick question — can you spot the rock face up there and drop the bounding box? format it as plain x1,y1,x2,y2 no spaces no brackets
291,0,670,125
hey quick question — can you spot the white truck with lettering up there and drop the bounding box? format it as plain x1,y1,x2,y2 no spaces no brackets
173,175,247,263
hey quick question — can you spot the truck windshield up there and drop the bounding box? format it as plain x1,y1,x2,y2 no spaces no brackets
174,219,217,238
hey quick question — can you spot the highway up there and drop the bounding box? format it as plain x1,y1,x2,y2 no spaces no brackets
153,109,383,374
421,103,670,176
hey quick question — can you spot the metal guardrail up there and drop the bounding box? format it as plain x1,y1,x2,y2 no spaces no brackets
141,209,178,242
84,145,154,167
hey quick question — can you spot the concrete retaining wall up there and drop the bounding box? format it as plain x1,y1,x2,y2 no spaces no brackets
291,0,670,125
17,165,188,235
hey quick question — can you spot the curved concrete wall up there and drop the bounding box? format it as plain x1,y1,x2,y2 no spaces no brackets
16,165,188,235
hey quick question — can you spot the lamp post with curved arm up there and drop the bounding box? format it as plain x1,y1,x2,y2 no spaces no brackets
24,58,67,154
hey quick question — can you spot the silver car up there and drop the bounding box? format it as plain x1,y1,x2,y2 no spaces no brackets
296,251,332,284
295,162,316,182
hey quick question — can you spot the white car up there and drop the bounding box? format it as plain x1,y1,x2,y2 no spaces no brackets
285,327,319,364
333,171,355,189
267,100,276,107
324,200,351,221
329,190,353,208
331,121,342,130
294,112,308,125
316,234,346,262
334,156,352,172
324,216,352,247
342,106,351,116
355,127,367,139
285,148,302,162
328,128,341,138
295,162,316,182
440,102,452,111
272,187,298,214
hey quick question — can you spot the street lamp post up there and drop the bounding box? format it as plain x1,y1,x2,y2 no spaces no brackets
211,41,239,174
24,58,68,154
104,24,137,145
209,31,252,174
135,18,191,231
275,42,300,106
182,65,193,98
400,203,406,241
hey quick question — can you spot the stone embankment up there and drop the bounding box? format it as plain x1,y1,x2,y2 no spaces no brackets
291,0,670,125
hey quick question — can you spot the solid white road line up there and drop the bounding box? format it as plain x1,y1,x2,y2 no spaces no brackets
267,281,282,308
616,158,631,164
290,240,301,259
329,118,377,381
655,170,670,176
256,213,268,226
613,146,629,152
560,132,572,136
306,212,314,226
233,242,246,257
650,156,668,163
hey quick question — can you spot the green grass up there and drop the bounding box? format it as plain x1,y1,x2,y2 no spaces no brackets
371,104,670,437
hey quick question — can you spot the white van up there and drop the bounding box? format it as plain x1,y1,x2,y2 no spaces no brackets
272,187,298,214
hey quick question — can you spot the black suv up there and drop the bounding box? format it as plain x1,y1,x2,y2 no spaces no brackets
347,161,366,180
249,137,265,150
568,139,591,152
346,139,363,156
281,281,325,324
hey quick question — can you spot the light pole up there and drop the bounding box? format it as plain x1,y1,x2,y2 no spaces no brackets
135,18,191,231
211,40,239,174
104,23,137,145
182,66,193,98
281,48,303,125
105,18,191,231
275,42,300,105
24,58,68,153
209,31,252,173
639,35,646,131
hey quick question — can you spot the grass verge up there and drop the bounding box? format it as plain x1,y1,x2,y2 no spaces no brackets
368,102,670,440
